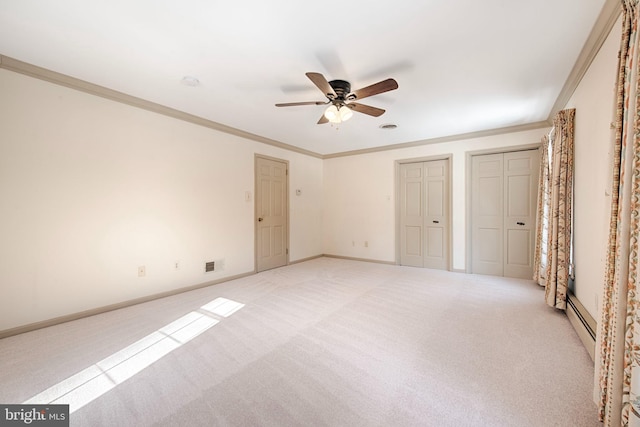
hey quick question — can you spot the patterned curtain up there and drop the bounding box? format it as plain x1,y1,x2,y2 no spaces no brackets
533,109,575,310
534,134,551,287
597,1,640,425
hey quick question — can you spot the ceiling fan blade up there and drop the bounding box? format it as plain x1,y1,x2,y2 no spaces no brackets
347,102,386,117
306,72,337,99
350,78,398,101
317,114,329,124
275,101,327,107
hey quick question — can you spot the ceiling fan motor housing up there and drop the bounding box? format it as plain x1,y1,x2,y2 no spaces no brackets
328,80,352,101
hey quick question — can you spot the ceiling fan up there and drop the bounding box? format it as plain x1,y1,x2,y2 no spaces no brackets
275,72,398,124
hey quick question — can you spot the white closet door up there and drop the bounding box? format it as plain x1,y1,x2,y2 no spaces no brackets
424,160,449,270
471,153,504,276
400,160,449,270
471,149,539,279
503,150,539,279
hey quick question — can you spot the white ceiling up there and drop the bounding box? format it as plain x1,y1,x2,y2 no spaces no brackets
0,0,608,156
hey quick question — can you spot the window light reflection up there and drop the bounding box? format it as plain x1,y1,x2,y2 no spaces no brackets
24,297,244,413
200,297,245,317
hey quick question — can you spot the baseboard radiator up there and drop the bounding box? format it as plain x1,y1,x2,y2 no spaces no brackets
566,291,596,361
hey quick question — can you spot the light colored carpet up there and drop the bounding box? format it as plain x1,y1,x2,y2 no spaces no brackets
0,257,599,426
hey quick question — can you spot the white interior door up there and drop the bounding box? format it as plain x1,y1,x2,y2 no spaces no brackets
471,149,539,279
471,153,504,276
425,160,449,270
400,159,449,270
503,151,539,279
256,156,288,272
400,163,424,267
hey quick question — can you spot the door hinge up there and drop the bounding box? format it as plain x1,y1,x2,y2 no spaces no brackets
286,248,289,255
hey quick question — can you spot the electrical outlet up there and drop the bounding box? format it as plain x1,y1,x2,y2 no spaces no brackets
138,266,146,277
364,241,369,248
174,261,180,271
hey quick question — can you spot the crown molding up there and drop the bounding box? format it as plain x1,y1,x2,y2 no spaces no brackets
0,55,324,159
323,121,551,159
2,0,622,162
326,0,620,159
549,0,621,118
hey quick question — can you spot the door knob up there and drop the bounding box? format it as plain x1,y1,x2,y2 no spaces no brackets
517,222,525,226
258,217,264,222
433,220,440,224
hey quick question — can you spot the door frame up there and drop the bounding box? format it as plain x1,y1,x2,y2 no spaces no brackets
465,143,541,274
395,154,453,270
254,154,290,272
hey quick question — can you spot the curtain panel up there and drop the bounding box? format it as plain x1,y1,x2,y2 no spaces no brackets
545,109,575,310
533,109,575,310
597,0,640,424
534,134,551,287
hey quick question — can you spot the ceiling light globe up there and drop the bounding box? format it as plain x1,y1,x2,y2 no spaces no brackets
339,106,353,121
324,105,341,123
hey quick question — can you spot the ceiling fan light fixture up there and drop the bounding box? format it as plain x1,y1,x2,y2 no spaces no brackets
278,72,398,125
325,105,353,124
324,105,341,123
339,106,353,121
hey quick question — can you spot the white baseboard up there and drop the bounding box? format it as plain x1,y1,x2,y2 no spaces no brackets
289,254,324,265
0,271,255,340
566,292,596,361
322,254,396,265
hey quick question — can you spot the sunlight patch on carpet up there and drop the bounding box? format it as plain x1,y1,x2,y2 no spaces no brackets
23,297,244,413
201,297,245,317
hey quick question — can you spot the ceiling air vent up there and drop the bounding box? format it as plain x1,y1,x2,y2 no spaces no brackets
379,123,398,130
205,261,216,272
181,76,200,87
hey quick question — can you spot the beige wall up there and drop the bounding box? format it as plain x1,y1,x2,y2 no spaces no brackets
0,12,622,331
0,69,324,331
564,15,621,318
322,128,548,270
322,16,622,320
